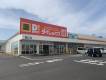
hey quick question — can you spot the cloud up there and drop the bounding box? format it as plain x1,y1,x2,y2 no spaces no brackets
52,0,106,36
0,0,64,18
0,8,45,29
0,0,105,38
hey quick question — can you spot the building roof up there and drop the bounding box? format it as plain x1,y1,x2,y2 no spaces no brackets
77,34,106,42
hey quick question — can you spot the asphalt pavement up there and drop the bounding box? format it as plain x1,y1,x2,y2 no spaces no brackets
0,54,106,80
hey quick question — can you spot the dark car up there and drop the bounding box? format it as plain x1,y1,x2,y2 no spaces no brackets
87,48,102,57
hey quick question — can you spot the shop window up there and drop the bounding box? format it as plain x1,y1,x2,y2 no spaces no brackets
11,42,18,55
21,43,37,55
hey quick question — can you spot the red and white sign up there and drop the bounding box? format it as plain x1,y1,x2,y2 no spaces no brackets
20,18,68,38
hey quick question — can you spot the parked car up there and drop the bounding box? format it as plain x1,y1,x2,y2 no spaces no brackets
102,48,106,54
77,47,87,54
87,48,102,57
104,49,106,54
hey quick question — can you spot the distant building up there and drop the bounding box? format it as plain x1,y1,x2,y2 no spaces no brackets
0,40,5,52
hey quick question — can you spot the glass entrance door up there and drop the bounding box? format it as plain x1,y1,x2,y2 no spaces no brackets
21,42,37,55
43,45,49,56
54,43,66,55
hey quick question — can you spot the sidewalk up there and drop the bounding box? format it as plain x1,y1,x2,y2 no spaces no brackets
0,53,14,57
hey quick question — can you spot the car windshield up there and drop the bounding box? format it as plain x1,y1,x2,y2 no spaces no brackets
78,48,85,50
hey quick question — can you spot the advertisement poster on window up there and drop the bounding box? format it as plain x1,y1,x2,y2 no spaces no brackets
20,18,68,38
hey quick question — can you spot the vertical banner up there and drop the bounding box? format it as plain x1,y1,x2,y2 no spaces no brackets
20,18,68,38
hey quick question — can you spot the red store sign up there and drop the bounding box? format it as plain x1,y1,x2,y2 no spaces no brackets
20,18,68,38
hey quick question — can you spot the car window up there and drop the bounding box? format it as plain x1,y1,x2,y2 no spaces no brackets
78,48,85,50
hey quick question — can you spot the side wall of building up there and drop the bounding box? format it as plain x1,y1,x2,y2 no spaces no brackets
4,34,22,56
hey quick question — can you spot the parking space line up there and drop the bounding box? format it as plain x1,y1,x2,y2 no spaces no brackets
20,56,63,61
20,56,35,60
74,59,106,66
19,62,44,67
19,58,64,68
46,59,63,63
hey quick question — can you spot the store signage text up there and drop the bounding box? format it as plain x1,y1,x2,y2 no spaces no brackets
20,18,67,38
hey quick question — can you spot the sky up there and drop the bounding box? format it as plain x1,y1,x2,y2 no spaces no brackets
0,0,106,40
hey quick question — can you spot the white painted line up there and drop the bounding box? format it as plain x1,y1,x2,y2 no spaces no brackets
89,63,98,64
46,59,63,63
71,54,82,57
19,59,63,68
74,59,91,63
73,60,82,63
19,59,63,67
19,64,30,67
19,62,44,67
74,59,106,66
20,56,63,61
100,61,106,64
82,61,91,64
96,63,104,66
20,56,35,60
27,63,36,65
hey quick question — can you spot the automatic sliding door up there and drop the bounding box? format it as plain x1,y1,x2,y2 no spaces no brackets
21,41,37,55
22,44,26,54
26,44,30,54
43,45,49,56
33,45,37,54
49,45,54,55
54,43,66,55
30,44,33,54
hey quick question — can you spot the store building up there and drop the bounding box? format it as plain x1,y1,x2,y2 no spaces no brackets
2,18,106,56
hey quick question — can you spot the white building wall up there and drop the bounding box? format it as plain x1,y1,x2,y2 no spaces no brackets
3,34,106,56
22,34,78,43
22,34,106,45
5,34,22,55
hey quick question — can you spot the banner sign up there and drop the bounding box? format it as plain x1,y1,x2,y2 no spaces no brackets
20,18,68,38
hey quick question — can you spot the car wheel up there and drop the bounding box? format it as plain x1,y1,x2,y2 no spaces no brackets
93,54,97,57
99,54,102,57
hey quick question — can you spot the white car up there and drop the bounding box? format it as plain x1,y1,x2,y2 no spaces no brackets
102,49,106,54
77,47,87,54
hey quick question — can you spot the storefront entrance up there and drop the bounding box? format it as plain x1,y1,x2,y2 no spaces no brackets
21,41,37,55
20,40,67,56
43,45,49,56
54,42,66,55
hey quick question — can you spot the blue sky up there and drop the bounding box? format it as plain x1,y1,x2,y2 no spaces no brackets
0,0,106,40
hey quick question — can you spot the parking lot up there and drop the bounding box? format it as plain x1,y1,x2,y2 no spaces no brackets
0,54,106,80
